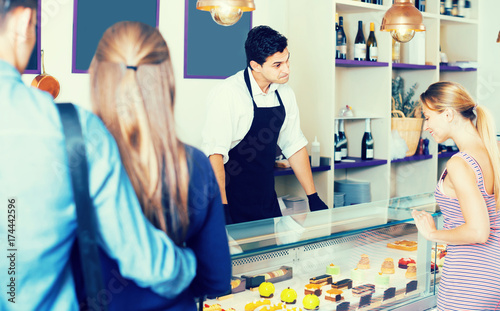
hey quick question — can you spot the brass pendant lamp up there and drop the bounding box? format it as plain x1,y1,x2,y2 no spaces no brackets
380,0,425,43
196,0,255,26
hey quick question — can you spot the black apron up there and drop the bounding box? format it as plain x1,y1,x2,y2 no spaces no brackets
224,69,286,224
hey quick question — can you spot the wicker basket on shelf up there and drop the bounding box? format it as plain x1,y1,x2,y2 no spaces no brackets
391,110,423,157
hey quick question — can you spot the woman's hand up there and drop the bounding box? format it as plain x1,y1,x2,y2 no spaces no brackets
411,209,437,241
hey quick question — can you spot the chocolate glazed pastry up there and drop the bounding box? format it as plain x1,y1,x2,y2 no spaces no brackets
331,279,353,290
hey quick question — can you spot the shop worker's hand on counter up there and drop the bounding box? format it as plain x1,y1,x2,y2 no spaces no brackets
307,193,329,211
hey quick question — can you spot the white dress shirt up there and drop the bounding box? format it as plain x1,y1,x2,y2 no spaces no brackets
201,68,308,164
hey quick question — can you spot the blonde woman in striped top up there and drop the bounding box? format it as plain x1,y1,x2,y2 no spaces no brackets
413,81,500,310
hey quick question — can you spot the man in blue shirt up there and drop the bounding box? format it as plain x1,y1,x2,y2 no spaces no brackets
0,1,196,310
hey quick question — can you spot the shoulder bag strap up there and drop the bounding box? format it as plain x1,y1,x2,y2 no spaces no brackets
56,103,107,311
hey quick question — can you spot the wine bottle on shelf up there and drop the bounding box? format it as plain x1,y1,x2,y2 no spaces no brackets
451,0,458,16
338,119,348,159
372,0,382,4
334,120,342,163
354,21,366,61
361,118,374,160
335,13,340,59
337,16,347,60
458,0,465,17
464,0,471,18
366,22,378,62
415,0,425,11
444,0,452,15
392,38,400,63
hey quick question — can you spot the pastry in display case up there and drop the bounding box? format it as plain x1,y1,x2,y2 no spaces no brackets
205,193,441,310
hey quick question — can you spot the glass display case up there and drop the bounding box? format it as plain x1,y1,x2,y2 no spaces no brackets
203,193,443,311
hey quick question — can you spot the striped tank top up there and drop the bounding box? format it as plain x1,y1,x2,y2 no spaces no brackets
435,152,500,311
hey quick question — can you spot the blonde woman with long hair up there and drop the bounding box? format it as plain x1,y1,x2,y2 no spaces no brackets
89,21,231,310
413,81,500,310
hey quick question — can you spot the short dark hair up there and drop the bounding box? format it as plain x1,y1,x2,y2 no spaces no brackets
245,25,288,69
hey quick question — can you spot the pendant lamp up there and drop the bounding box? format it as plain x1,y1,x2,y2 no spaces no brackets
196,0,255,26
380,0,425,43
497,31,500,43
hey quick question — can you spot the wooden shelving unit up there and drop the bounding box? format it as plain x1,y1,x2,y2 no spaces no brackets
274,0,479,206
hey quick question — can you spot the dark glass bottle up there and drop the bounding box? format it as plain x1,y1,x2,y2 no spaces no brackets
338,119,348,159
354,21,366,61
334,120,342,163
361,119,374,160
335,13,340,59
415,0,425,11
337,17,347,60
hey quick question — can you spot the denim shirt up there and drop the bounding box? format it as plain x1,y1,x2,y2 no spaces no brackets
0,60,196,310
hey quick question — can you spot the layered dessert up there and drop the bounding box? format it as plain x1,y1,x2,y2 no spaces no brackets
331,279,353,290
309,274,332,286
352,284,375,297
304,283,322,296
325,289,344,302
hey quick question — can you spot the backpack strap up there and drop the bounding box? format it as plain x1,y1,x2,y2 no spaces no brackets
56,103,107,311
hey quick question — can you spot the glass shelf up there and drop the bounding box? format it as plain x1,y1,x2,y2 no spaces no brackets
226,192,439,258
334,157,387,169
392,63,437,70
391,154,433,163
336,59,389,67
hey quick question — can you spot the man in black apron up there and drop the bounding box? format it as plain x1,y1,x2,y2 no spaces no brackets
202,26,327,224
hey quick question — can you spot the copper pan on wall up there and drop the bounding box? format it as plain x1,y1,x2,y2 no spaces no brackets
31,50,60,99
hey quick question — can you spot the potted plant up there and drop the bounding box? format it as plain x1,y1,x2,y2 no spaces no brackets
391,76,423,157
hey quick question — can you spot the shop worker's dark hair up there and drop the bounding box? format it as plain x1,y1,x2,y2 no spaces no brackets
0,0,37,19
245,25,288,69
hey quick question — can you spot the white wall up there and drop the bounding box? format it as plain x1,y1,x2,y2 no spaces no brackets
478,1,500,127
22,0,500,148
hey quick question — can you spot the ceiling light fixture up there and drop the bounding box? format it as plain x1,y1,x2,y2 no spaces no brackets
196,0,255,26
380,0,425,43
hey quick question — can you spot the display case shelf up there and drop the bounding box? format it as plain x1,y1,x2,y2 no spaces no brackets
213,194,441,311
440,64,477,72
438,151,458,158
391,154,433,163
392,63,437,70
336,59,389,67
334,157,387,169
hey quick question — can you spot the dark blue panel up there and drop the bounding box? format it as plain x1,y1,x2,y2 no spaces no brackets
26,23,39,71
185,0,251,79
73,0,158,73
25,1,41,74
